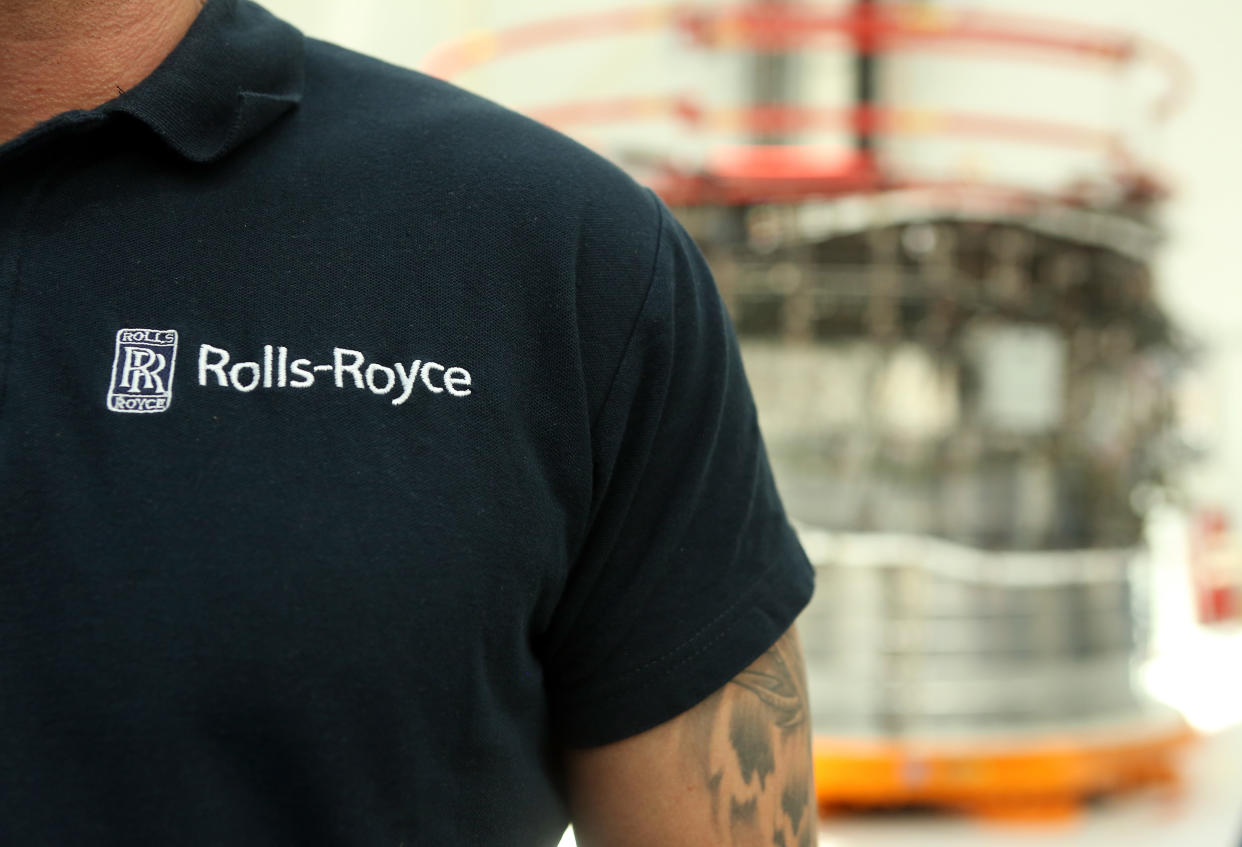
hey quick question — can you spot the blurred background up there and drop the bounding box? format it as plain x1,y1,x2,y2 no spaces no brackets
261,1,1242,843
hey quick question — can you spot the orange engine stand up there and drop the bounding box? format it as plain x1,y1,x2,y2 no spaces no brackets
813,717,1195,821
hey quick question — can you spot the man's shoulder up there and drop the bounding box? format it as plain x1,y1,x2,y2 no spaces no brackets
291,38,657,236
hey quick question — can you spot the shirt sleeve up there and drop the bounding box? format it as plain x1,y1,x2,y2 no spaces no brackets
543,195,816,748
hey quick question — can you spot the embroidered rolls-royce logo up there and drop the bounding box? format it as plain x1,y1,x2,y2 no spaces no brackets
107,329,178,413
104,330,474,412
197,345,473,405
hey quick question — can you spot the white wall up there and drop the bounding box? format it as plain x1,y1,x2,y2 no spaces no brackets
258,0,1242,520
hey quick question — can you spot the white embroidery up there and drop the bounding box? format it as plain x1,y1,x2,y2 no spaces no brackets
288,360,313,387
196,344,472,406
230,362,261,392
365,363,396,395
444,367,473,397
107,329,178,413
420,362,445,394
393,361,422,405
334,348,365,389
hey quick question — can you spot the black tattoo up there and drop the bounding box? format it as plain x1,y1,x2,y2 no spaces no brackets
731,642,807,735
781,774,809,836
686,629,815,845
729,796,758,828
707,770,724,823
729,697,776,789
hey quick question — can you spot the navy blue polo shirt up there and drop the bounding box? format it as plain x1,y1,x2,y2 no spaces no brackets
0,1,814,843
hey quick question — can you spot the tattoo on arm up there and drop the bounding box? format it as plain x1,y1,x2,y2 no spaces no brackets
682,630,815,846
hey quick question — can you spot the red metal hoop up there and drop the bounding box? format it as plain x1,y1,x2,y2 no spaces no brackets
422,3,1187,207
423,3,1188,120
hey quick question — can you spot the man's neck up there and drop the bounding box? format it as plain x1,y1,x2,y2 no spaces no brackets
0,0,204,145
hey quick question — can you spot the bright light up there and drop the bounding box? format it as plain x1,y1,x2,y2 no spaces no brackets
1143,628,1242,733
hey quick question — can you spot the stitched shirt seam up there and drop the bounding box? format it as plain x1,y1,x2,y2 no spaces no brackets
587,187,668,442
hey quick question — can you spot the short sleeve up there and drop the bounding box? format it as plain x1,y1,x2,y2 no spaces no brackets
543,197,815,748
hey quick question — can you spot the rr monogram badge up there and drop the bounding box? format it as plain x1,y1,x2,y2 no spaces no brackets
107,329,178,414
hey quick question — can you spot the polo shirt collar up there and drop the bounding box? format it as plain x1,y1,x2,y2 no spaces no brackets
102,0,304,163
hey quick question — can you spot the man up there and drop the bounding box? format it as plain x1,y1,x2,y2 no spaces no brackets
0,0,816,844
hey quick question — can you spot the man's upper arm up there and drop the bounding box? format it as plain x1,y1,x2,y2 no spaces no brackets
564,626,816,847
550,191,816,840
